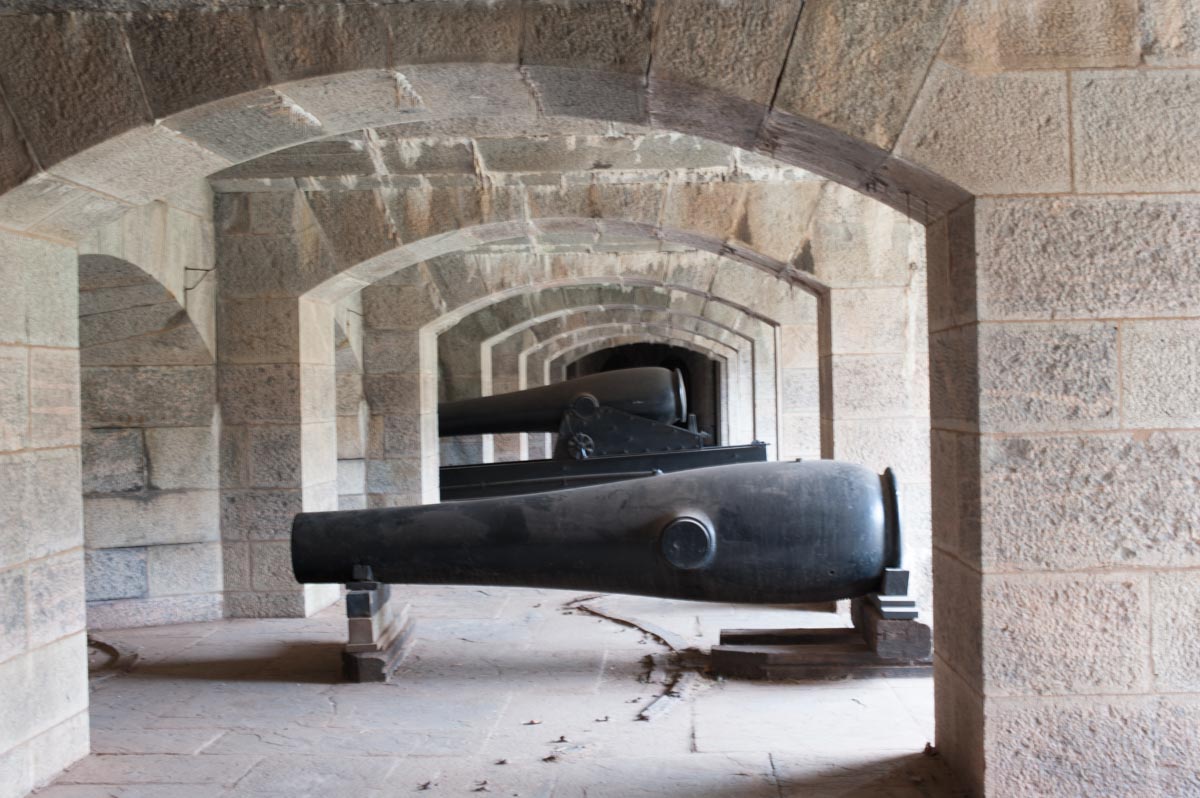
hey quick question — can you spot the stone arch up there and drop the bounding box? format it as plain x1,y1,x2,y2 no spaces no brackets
531,328,739,462
0,9,971,792
423,266,794,461
529,333,736,463
5,6,1195,796
350,241,821,501
334,314,369,511
507,313,750,464
481,304,759,455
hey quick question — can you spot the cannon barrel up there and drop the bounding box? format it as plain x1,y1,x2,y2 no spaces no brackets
438,366,686,437
292,460,902,604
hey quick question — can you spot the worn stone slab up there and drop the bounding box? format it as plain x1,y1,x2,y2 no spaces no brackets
280,70,426,133
695,681,924,756
976,322,1119,433
89,728,221,756
1073,68,1200,193
0,567,27,664
59,754,258,786
0,347,29,452
1141,0,1200,65
941,0,1138,71
654,0,801,106
164,90,325,164
0,13,150,168
85,547,149,603
1121,319,1200,428
979,431,1200,570
219,294,306,366
983,572,1150,696
523,0,650,73
147,542,222,597
382,0,520,66
82,365,214,428
224,590,307,620
1152,571,1200,692
1,449,83,571
217,365,301,425
257,3,388,83
982,695,1200,797
975,195,1200,320
306,189,397,270
236,754,398,794
80,298,187,349
0,100,35,198
87,593,223,631
776,0,957,149
127,8,269,118
145,427,217,491
216,226,335,300
827,355,912,419
51,126,230,207
27,550,86,648
29,348,81,449
249,541,296,592
833,418,930,478
556,754,779,797
18,634,88,752
827,287,910,355
4,231,79,347
0,174,80,232
84,491,219,549
220,489,303,542
521,65,645,125
896,61,1070,196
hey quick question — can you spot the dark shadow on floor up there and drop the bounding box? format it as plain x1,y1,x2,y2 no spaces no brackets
777,751,969,798
120,640,346,684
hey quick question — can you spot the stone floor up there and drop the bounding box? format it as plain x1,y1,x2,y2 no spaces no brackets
40,588,963,797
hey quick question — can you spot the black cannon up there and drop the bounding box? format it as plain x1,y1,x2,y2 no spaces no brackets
293,460,905,605
439,367,767,500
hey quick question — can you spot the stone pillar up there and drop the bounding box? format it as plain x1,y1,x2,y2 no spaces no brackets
931,196,1200,796
361,270,441,507
334,308,368,511
811,189,931,614
777,322,820,460
819,281,930,608
216,193,339,618
0,230,89,796
483,344,524,463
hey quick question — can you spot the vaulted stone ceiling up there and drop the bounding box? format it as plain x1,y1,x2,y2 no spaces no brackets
212,125,819,186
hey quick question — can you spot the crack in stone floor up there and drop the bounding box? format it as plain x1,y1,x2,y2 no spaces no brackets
42,587,964,797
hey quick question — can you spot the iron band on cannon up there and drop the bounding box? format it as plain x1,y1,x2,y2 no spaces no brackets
437,367,768,500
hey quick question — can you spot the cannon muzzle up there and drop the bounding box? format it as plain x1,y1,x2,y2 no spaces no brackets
438,366,686,437
292,460,903,604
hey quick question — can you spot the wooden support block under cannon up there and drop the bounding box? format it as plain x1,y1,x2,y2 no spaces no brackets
341,581,416,683
709,595,931,681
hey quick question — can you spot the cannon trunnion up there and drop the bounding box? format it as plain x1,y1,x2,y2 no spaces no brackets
438,367,768,500
292,459,903,605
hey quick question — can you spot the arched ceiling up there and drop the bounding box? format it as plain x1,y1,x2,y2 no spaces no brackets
210,127,818,188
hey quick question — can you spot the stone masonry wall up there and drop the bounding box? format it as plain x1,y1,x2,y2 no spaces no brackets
5,2,1198,793
77,192,223,630
0,230,89,797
